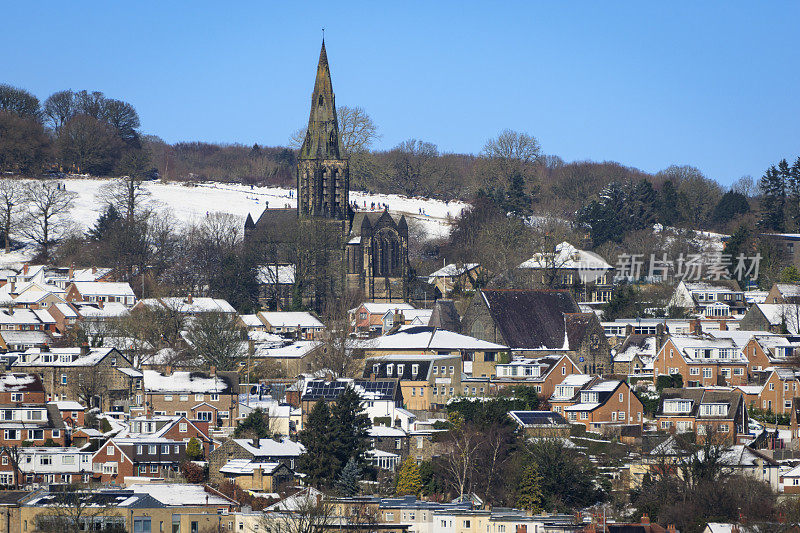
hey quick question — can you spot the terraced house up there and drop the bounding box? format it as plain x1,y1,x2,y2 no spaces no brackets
652,334,748,387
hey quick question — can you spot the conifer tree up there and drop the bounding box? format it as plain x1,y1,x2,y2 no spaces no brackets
759,163,786,231
515,464,544,513
330,386,372,469
395,456,422,496
657,180,682,226
298,401,340,487
186,437,203,460
336,457,360,496
88,204,121,241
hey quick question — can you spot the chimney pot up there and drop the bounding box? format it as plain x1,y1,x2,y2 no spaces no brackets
640,513,650,525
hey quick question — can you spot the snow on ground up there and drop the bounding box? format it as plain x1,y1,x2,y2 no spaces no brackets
61,178,468,240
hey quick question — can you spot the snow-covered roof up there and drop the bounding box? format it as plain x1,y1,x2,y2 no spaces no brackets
138,296,236,314
117,367,143,378
76,302,129,318
129,483,235,506
356,302,416,315
254,340,321,359
519,242,612,273
259,312,323,328
1,330,49,345
14,347,117,367
49,400,85,411
369,426,407,437
427,263,480,279
776,283,800,298
0,309,45,325
0,373,37,392
751,304,800,334
143,370,231,393
53,303,79,318
219,459,285,475
70,281,135,297
71,267,113,282
358,325,506,351
234,438,305,457
239,314,263,327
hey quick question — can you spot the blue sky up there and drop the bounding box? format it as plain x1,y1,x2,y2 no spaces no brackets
4,2,799,185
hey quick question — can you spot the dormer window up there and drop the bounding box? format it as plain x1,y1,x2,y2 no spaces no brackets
387,364,394,376
397,364,404,376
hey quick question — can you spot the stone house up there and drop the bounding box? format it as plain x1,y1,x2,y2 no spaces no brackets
12,347,141,411
208,437,305,483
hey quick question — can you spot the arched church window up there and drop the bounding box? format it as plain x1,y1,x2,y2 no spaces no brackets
318,95,324,107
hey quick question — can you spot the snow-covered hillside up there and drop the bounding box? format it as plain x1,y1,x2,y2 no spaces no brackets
62,179,467,240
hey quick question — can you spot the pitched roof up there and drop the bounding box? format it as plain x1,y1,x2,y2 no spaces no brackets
302,378,399,401
428,299,461,333
143,370,235,394
477,289,580,350
359,325,506,351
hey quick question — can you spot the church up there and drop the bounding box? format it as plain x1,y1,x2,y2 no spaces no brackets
245,41,409,306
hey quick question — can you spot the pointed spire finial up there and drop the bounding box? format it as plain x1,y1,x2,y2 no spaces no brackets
322,27,325,43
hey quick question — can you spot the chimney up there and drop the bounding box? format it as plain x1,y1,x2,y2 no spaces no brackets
41,344,49,353
8,281,14,295
91,266,97,274
691,318,702,335
640,513,650,525
667,526,677,533
165,366,172,376
210,365,216,375
22,264,28,275
80,343,90,356
719,320,728,331
187,293,193,304
68,263,74,279
251,436,260,448
98,299,104,309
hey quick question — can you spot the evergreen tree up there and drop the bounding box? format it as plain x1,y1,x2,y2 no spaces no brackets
329,386,372,469
657,180,681,226
297,401,340,487
629,179,658,229
759,164,786,231
88,204,121,241
503,173,533,218
712,190,750,224
780,266,800,283
515,464,544,513
186,437,203,460
395,456,422,496
233,408,271,440
336,457,360,496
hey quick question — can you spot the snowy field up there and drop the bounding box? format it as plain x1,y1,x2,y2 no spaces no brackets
61,178,467,240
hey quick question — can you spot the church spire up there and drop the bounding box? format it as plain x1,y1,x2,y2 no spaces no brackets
299,40,343,160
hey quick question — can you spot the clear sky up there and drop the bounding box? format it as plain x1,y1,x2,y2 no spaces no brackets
4,1,799,185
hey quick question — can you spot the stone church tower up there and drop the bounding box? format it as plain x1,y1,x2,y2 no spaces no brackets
297,40,350,221
246,41,409,306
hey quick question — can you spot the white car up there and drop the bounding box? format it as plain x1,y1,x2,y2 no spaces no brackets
748,421,764,435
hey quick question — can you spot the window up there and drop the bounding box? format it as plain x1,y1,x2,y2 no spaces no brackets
417,436,424,449
151,464,159,473
137,445,143,454
134,517,152,533
27,429,43,440
703,368,712,379
561,366,566,375
164,395,173,402
179,423,188,433
619,392,624,402
581,412,588,420
387,364,394,376
219,411,230,419
411,364,419,376
10,393,22,402
734,368,744,376
618,411,625,420
149,445,156,454
162,445,169,453
27,410,42,421
176,411,187,417
0,457,6,466
174,445,180,453
60,374,67,385
432,366,438,375
449,366,454,374
690,367,700,376
463,521,471,528
374,364,381,375
395,439,402,450
180,395,188,402
107,446,115,456
386,513,394,522
770,383,775,391
195,394,204,401
432,387,437,396
210,393,219,401
397,364,404,375
197,411,212,422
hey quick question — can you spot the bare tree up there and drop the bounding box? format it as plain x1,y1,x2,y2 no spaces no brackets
71,367,108,409
440,419,481,499
98,149,152,221
20,181,77,261
0,179,26,253
43,90,76,132
34,489,124,533
262,491,335,533
289,105,379,154
479,129,542,192
391,139,439,197
184,311,247,371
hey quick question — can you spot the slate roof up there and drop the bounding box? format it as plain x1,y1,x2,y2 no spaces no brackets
364,356,441,381
302,378,399,401
564,313,598,349
657,388,743,420
428,299,461,333
478,289,580,350
508,410,569,427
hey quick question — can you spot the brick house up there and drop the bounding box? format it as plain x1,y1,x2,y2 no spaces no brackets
126,415,216,457
740,334,798,377
461,289,611,374
652,335,748,388
92,437,188,484
0,373,45,404
209,437,305,483
0,404,66,447
12,347,141,411
47,302,79,335
143,369,240,428
351,302,416,335
65,281,137,307
492,354,582,398
559,379,644,431
656,388,748,443
49,400,86,428
757,368,800,415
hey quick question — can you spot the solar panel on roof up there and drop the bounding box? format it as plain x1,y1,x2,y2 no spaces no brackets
511,411,566,425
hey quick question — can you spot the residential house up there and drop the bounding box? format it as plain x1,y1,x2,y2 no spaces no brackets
739,303,800,334
557,379,644,432
461,289,611,374
0,447,93,486
143,369,240,428
0,403,66,447
256,263,296,310
381,308,434,334
219,460,295,492
368,426,410,471
209,437,305,482
549,374,596,416
508,411,571,437
252,340,322,377
758,368,800,415
49,400,85,428
124,415,215,457
352,302,416,335
65,281,137,307
300,378,403,425
0,373,45,404
13,346,141,411
356,325,507,381
492,354,582,398
517,241,614,304
766,283,800,304
655,388,748,443
740,333,797,377
132,294,237,316
652,335,748,387
257,311,325,339
426,263,484,297
363,354,464,410
92,436,188,484
613,335,660,375
668,280,746,317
